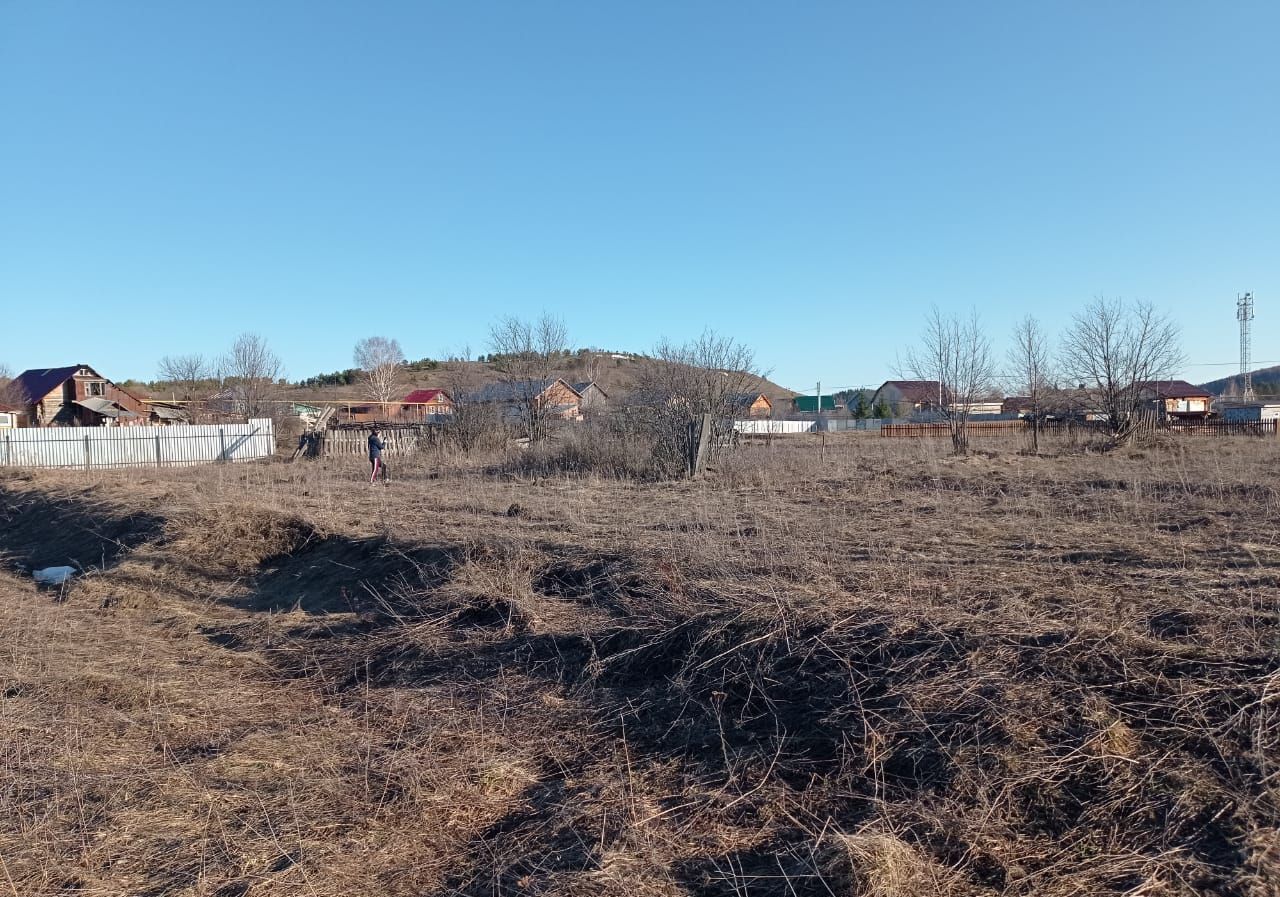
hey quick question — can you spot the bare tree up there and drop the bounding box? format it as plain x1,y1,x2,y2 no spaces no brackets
157,353,213,400
487,314,571,441
1060,297,1183,445
353,336,406,405
904,307,995,454
0,363,19,409
444,343,473,364
1006,315,1054,453
634,330,763,476
219,333,283,421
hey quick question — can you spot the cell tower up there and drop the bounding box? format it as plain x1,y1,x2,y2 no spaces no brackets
1237,291,1255,400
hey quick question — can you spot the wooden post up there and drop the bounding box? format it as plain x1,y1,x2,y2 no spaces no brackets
219,427,227,462
687,413,712,478
83,433,91,471
155,432,163,467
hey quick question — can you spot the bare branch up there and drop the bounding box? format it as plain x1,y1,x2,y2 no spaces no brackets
1060,297,1183,443
904,307,996,454
634,330,764,476
219,333,283,421
1006,316,1055,453
487,313,572,441
156,354,213,400
353,336,406,404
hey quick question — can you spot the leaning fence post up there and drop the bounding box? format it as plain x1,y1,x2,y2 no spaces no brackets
219,427,227,462
686,413,712,478
83,433,91,471
3,432,9,467
155,431,163,467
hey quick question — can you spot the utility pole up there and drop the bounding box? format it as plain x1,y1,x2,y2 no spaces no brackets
1238,292,1256,400
816,380,826,462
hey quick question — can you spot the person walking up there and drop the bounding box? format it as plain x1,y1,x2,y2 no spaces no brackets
368,427,388,483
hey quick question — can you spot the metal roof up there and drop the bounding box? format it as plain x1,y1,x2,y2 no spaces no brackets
9,365,85,404
1140,380,1212,399
148,404,189,421
468,379,579,403
875,380,949,404
74,397,136,418
402,388,450,404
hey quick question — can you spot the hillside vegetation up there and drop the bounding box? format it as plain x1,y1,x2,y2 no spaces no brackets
141,351,797,409
1201,365,1280,399
1,435,1278,895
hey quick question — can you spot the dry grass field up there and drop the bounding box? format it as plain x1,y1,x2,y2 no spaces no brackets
1,434,1278,896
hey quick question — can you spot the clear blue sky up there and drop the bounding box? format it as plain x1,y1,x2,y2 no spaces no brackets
2,1,1276,392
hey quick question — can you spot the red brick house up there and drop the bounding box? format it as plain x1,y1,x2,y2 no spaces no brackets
8,365,149,427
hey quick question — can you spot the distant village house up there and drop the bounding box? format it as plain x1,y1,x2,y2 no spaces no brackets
1141,381,1212,420
470,379,583,421
7,365,148,427
870,380,948,417
401,388,456,420
571,382,609,413
731,393,773,418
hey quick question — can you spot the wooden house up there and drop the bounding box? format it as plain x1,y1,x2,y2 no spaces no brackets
570,382,609,413
470,379,583,421
0,404,20,429
8,365,148,427
729,393,773,418
401,389,456,420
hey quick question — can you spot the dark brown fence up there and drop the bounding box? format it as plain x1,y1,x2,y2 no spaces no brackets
881,421,1027,438
881,419,1279,438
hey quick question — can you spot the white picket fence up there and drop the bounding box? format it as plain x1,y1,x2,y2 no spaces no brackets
0,419,275,469
733,420,817,435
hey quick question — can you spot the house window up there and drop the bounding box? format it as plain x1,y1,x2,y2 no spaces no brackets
86,381,106,397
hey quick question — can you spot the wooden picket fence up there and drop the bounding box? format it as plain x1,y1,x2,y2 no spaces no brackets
319,425,440,456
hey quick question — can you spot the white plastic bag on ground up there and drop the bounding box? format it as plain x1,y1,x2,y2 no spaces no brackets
33,566,76,586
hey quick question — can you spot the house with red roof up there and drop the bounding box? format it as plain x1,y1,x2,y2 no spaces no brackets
870,380,950,417
7,364,149,427
1139,380,1212,420
400,388,455,420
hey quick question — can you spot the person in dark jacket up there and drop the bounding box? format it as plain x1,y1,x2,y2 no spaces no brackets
368,428,388,483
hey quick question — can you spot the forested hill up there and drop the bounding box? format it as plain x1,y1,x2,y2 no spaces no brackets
1200,364,1280,397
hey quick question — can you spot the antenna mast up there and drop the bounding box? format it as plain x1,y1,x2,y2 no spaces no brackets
1237,292,1256,400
